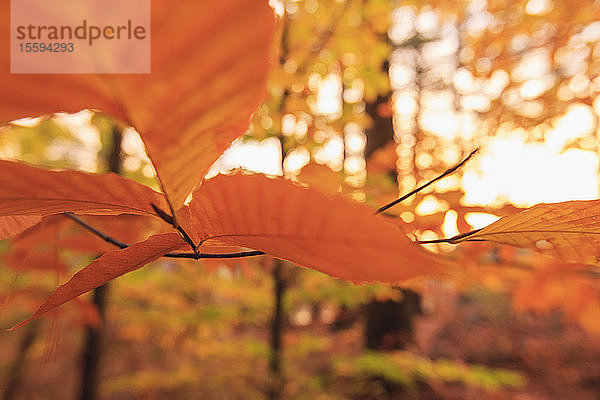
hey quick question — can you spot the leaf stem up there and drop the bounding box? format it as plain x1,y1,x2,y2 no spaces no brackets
150,203,198,252
376,148,479,215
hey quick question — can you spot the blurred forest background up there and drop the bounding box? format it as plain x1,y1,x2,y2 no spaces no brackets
2,0,600,399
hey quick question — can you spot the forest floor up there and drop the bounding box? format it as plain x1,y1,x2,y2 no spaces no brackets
408,293,600,400
2,289,600,400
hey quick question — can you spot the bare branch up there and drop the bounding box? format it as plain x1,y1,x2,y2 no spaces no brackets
64,213,127,249
165,250,265,259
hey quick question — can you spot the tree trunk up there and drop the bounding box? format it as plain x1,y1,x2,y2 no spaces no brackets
78,125,122,400
1,321,39,400
364,291,421,350
364,75,422,351
365,93,395,161
79,284,110,400
268,259,286,400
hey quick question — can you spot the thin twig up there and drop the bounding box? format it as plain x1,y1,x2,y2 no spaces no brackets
64,213,127,249
64,212,264,259
376,148,479,215
415,229,484,245
429,229,483,244
164,250,265,259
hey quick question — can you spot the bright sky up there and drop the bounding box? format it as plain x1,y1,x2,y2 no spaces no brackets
216,85,599,215
462,107,599,208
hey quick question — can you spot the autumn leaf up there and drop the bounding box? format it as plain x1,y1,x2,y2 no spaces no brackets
511,259,600,335
0,0,277,209
187,173,448,283
452,199,600,264
0,160,169,217
3,250,68,273
0,215,42,240
1,216,67,272
366,142,398,175
10,232,186,329
297,162,343,195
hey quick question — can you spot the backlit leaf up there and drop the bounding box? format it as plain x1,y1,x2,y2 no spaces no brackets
2,216,68,272
0,216,42,239
452,200,600,264
10,232,186,329
188,173,447,283
297,162,343,196
0,0,277,209
0,160,169,216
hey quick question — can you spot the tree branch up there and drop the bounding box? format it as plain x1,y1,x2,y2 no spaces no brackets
63,212,264,259
64,213,127,249
65,148,477,259
164,250,265,259
375,148,478,215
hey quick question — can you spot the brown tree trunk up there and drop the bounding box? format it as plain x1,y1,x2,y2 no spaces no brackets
78,125,122,400
268,259,286,400
364,291,421,350
1,321,39,400
365,92,394,161
79,284,110,400
364,71,422,350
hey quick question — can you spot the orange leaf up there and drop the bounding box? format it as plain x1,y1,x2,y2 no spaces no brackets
366,142,397,174
2,216,68,273
188,173,447,283
453,199,600,264
0,216,42,239
10,232,186,329
578,300,600,336
297,162,342,195
0,1,277,210
0,160,169,217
